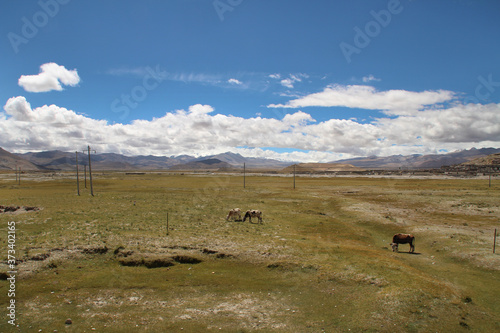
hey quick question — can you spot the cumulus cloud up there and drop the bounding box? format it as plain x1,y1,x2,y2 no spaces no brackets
18,63,80,93
268,84,456,115
3,96,36,121
2,96,499,161
0,97,306,156
187,104,215,115
375,103,500,144
1,96,106,151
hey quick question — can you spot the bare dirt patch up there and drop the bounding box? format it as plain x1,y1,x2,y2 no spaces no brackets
0,205,42,214
171,292,295,330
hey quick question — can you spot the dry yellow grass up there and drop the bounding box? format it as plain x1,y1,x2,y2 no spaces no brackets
0,172,499,332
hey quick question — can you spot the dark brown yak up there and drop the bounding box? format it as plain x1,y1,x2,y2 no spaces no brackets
242,210,263,224
391,233,415,253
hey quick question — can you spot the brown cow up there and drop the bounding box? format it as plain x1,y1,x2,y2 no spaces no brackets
391,233,415,253
242,210,263,224
226,208,242,221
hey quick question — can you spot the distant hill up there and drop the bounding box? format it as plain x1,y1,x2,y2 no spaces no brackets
281,163,364,173
333,148,500,169
168,158,234,171
460,153,500,166
18,150,187,171
197,152,291,169
20,150,76,170
0,148,41,170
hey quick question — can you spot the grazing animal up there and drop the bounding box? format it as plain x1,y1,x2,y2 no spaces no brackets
243,210,263,224
226,208,242,221
391,233,415,253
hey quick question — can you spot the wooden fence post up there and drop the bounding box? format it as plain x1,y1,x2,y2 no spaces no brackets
293,164,296,189
87,146,94,196
76,152,80,196
167,212,169,236
494,228,497,254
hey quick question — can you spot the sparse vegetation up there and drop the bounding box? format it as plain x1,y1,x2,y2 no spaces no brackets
0,172,499,332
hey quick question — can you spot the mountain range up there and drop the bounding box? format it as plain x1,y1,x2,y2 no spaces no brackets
332,148,500,169
1,150,291,171
0,147,499,171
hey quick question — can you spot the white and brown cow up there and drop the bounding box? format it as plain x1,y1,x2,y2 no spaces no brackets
226,208,242,221
242,210,263,224
391,233,415,253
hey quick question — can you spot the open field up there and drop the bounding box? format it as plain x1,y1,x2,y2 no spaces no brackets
1,172,499,332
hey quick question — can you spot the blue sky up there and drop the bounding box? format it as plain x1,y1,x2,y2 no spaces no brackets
1,0,499,161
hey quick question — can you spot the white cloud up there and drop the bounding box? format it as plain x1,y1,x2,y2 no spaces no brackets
228,78,242,85
375,103,500,144
3,96,36,121
109,70,222,86
2,96,499,162
362,75,381,83
278,73,309,89
188,104,215,115
18,63,80,93
108,70,255,90
268,84,456,115
269,73,281,79
280,78,295,89
104,70,276,92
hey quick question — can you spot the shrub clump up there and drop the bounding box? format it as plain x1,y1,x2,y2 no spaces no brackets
118,255,176,268
172,255,202,264
113,246,134,257
82,246,109,255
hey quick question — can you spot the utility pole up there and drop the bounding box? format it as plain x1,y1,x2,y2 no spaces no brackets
494,228,497,254
293,164,296,189
82,146,96,196
84,164,87,188
243,163,246,188
76,151,80,196
88,146,95,196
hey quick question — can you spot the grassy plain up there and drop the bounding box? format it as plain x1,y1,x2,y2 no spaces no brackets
0,172,499,332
